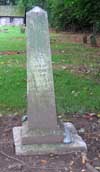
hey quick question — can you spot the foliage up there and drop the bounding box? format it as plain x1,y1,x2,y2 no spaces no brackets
18,0,48,9
50,0,100,31
50,1,78,30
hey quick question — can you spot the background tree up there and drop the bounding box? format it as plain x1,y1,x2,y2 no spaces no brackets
18,0,48,9
77,0,100,33
18,0,51,24
17,0,100,32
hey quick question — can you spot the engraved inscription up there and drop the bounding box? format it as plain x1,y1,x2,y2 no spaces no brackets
27,51,53,94
26,7,57,129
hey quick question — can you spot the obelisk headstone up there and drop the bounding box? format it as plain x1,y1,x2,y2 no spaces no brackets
27,7,57,130
13,6,87,155
19,6,64,145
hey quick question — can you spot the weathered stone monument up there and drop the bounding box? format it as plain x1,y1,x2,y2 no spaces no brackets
13,6,87,155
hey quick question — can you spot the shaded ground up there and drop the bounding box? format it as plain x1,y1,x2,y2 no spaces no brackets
51,32,100,83
51,31,100,47
0,115,99,172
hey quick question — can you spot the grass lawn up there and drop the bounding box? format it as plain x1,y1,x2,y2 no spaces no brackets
0,26,100,115
0,26,26,114
0,26,26,51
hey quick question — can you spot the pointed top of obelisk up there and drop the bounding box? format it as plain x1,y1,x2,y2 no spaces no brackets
32,6,45,13
27,6,46,15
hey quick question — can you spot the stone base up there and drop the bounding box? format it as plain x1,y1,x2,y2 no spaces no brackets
13,123,87,155
21,122,65,144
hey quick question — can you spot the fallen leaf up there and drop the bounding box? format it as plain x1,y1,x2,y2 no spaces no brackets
95,167,100,170
97,114,100,118
79,128,85,133
83,113,96,120
40,160,47,165
64,167,68,171
81,169,86,172
69,160,74,166
82,154,87,164
49,153,54,157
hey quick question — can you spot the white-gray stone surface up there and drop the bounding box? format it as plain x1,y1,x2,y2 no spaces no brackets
13,123,87,155
26,6,57,130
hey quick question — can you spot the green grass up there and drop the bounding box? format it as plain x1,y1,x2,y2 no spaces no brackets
0,26,26,114
0,26,100,114
0,26,26,51
54,70,100,114
0,54,26,113
51,32,100,114
0,65,26,110
52,42,100,67
0,54,26,66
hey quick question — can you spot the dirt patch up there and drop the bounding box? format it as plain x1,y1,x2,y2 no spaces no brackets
53,63,100,82
53,63,90,74
15,37,25,40
53,63,73,70
0,115,99,172
0,51,25,56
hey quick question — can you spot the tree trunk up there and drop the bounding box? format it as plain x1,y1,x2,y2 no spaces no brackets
93,22,97,35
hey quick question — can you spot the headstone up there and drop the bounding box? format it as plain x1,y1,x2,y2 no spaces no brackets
13,6,87,155
27,7,58,130
83,34,87,44
89,34,97,47
20,24,25,33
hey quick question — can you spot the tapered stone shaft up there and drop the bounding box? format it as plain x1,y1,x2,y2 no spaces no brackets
27,7,57,129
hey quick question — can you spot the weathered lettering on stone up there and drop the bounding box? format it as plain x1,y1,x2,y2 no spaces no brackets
27,7,57,129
